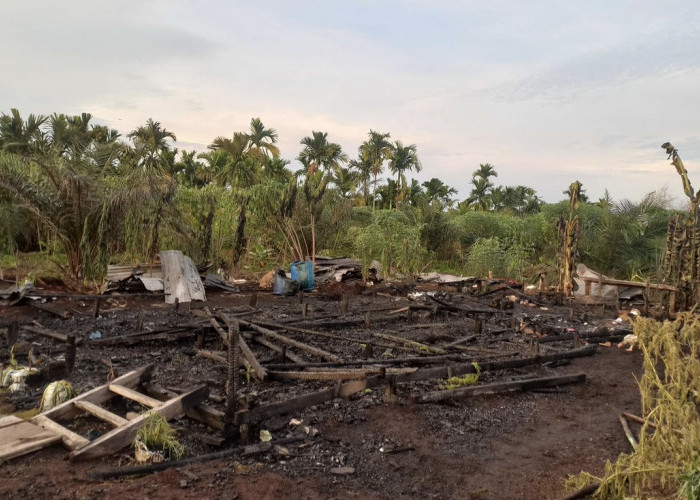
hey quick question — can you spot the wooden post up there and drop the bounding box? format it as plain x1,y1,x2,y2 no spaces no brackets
174,297,180,312
644,280,650,317
364,312,371,330
670,290,677,314
7,320,18,348
196,328,205,349
93,297,102,318
65,335,76,376
226,320,240,432
302,303,309,317
384,375,398,404
474,319,483,334
341,295,349,317
298,292,304,304
249,293,257,308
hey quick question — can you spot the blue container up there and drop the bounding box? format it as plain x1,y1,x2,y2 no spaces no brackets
290,260,314,291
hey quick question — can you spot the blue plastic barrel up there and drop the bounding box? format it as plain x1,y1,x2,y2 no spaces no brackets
290,260,314,291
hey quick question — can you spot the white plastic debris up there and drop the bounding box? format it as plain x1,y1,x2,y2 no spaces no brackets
39,380,76,412
260,429,272,442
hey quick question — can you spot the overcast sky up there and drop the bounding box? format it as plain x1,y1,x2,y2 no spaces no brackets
3,0,700,203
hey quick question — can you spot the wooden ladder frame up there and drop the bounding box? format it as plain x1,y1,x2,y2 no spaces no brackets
31,364,208,461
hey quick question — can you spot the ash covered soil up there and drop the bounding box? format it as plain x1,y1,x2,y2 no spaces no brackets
0,281,643,499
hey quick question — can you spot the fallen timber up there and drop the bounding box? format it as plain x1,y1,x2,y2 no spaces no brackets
411,373,587,403
236,345,596,424
219,314,267,381
373,332,446,354
21,323,70,343
237,318,343,363
199,309,268,381
264,353,471,371
87,437,304,480
141,383,225,431
26,300,71,319
297,313,416,329
268,367,417,381
88,326,200,346
243,333,306,365
202,307,342,363
426,294,514,315
249,319,441,355
536,328,632,344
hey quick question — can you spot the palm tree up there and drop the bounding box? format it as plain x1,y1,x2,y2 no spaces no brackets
262,157,292,183
475,163,497,181
0,110,122,280
387,141,421,208
404,178,425,207
128,119,176,173
0,109,47,155
374,179,399,210
349,153,373,206
297,131,348,173
332,166,359,198
209,132,249,159
297,132,347,264
359,130,392,210
563,184,589,203
245,117,280,159
466,163,498,211
422,178,457,208
125,119,178,260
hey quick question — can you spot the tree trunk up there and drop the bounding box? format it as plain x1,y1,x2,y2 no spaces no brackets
310,212,316,266
231,198,248,267
372,174,378,210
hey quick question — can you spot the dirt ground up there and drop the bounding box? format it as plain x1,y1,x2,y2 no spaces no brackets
0,280,644,499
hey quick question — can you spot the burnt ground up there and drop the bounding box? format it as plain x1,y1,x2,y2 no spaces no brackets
0,281,643,499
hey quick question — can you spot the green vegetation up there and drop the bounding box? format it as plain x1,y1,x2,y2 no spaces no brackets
567,313,700,499
135,411,185,459
445,363,481,390
0,108,679,285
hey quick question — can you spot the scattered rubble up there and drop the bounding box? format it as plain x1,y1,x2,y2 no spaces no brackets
0,266,660,497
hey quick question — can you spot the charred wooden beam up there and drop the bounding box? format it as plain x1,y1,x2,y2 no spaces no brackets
238,319,342,363
411,373,587,403
238,346,596,424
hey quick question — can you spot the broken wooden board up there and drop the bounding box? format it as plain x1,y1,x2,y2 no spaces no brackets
0,415,62,461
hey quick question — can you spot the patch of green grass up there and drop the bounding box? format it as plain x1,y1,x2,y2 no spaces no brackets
0,251,66,281
0,253,18,269
135,412,185,459
679,462,700,500
444,363,481,390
